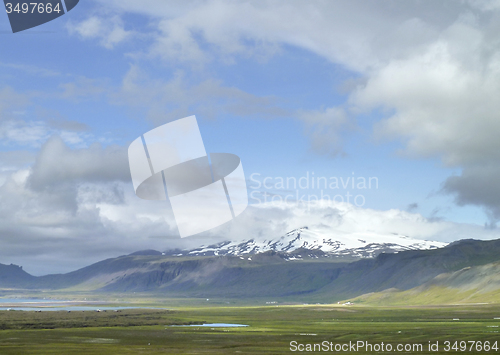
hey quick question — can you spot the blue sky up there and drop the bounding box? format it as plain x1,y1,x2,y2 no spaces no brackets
1,0,500,274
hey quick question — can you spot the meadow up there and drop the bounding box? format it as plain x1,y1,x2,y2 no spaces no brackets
0,298,499,354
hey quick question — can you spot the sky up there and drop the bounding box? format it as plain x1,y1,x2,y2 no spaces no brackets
2,0,500,275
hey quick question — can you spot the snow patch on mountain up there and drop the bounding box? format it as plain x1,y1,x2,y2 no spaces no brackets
170,226,447,259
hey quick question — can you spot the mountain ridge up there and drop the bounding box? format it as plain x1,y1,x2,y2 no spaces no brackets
1,237,499,304
166,226,447,260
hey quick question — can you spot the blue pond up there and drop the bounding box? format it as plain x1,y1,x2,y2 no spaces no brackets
173,323,249,327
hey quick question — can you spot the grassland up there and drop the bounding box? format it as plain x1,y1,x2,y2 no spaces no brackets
352,286,500,306
1,299,500,354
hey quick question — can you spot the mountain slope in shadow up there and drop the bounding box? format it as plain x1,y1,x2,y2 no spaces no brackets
1,239,499,302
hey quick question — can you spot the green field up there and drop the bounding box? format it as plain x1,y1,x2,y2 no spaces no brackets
1,300,500,354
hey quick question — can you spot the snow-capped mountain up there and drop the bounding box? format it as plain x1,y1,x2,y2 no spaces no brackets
167,227,448,259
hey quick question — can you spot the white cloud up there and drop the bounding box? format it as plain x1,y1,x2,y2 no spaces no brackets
104,1,498,217
467,0,500,11
28,136,130,190
85,1,500,159
4,135,490,275
67,15,134,49
299,107,353,157
3,155,499,275
0,119,96,148
353,21,500,166
0,86,30,120
189,201,500,252
0,120,50,146
345,11,500,221
0,173,178,275
443,164,500,221
92,1,486,72
111,65,288,124
5,1,500,273
0,139,179,274
0,86,95,148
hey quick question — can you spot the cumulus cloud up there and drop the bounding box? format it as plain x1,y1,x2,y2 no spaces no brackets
0,151,35,169
5,160,500,275
104,1,498,217
28,136,130,190
354,24,500,166
85,2,500,165
5,136,495,276
0,137,179,275
347,10,500,220
5,0,500,273
0,174,178,275
443,165,500,221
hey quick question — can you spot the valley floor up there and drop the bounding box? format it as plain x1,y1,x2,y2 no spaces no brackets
1,300,500,354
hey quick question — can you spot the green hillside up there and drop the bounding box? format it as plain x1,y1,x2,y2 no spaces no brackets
353,261,500,305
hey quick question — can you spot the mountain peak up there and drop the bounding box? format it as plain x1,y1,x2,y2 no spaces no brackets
166,227,447,259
